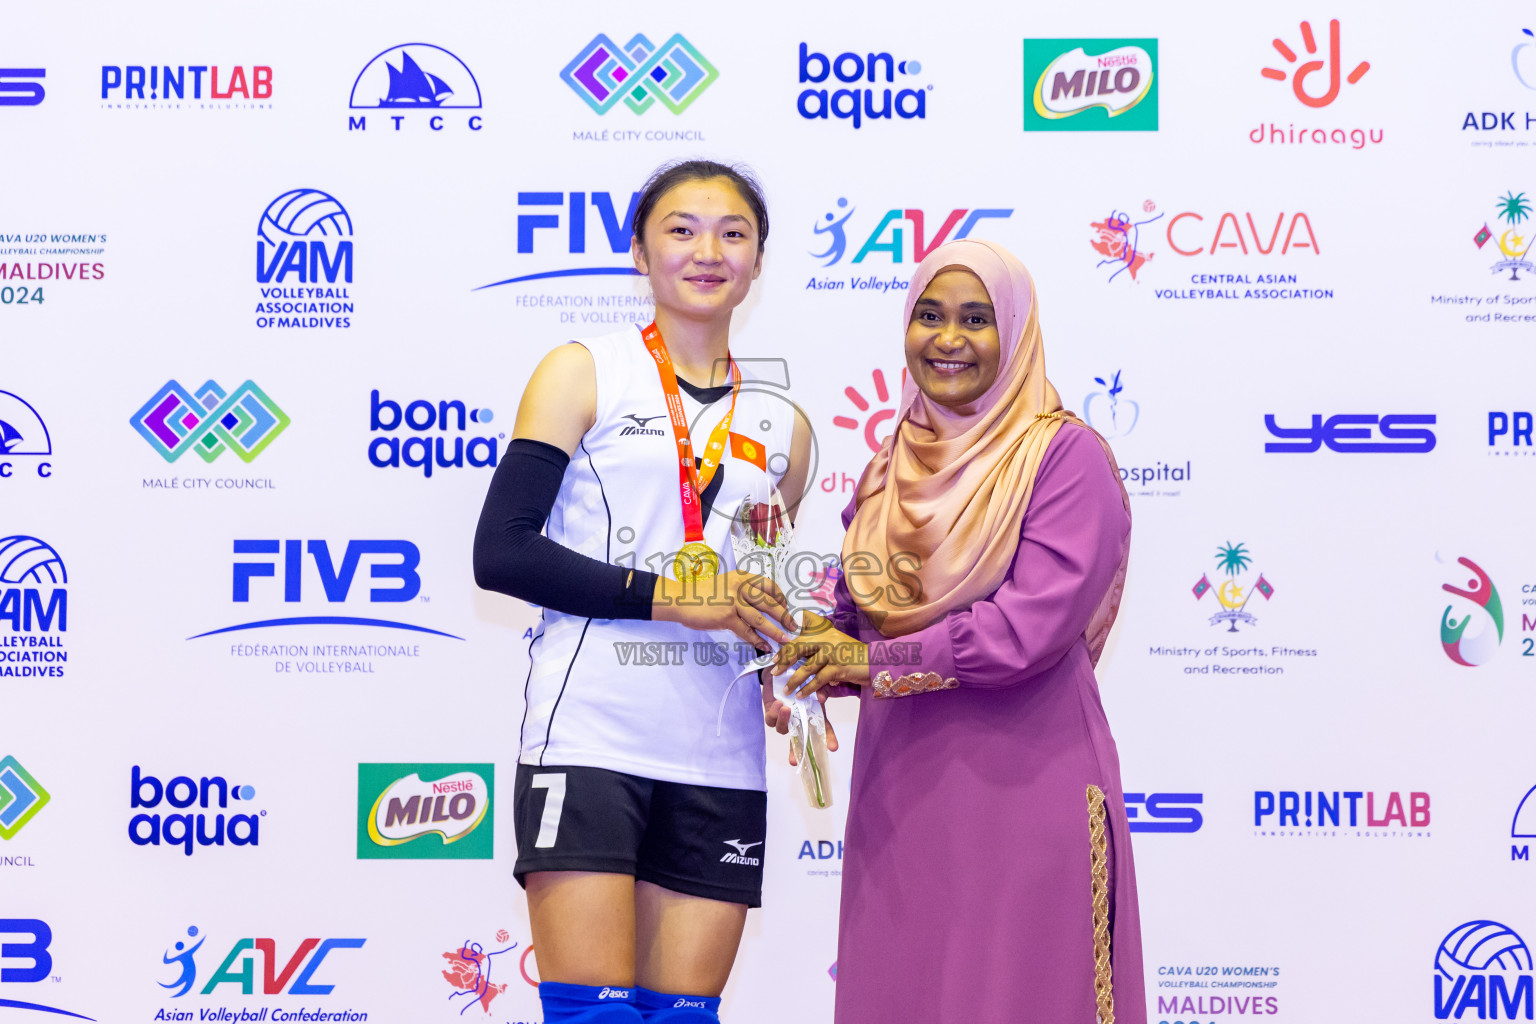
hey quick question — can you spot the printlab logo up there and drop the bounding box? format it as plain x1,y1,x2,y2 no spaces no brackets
0,68,45,107
562,34,717,115
129,766,262,856
797,43,928,129
347,43,484,132
1254,789,1429,835
1261,20,1369,108
1475,191,1534,281
158,925,365,998
1193,542,1274,632
1433,921,1535,1020
0,756,49,839
1084,371,1138,439
357,763,494,860
1490,411,1536,456
1023,38,1157,131
832,368,905,453
0,390,53,480
1125,792,1202,833
0,536,68,677
1439,555,1503,667
1,919,95,1020
255,188,355,330
442,930,524,1014
130,380,289,464
100,63,272,107
189,538,463,644
368,391,501,478
1264,413,1437,454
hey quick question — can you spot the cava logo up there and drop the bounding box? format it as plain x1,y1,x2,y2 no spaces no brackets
0,390,53,480
1434,920,1534,1020
347,43,484,132
358,763,493,859
1025,38,1157,131
254,188,355,330
1440,555,1504,667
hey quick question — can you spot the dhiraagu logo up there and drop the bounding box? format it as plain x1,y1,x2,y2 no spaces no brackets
357,763,493,859
1024,38,1157,131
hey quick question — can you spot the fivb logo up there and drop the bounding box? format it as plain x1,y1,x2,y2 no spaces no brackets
1434,920,1534,1019
477,190,643,289
561,34,717,115
0,756,50,839
0,390,53,479
159,925,365,998
358,763,494,859
0,919,95,1020
130,380,289,464
129,767,262,856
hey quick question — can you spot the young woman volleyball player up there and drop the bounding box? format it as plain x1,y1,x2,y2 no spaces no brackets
474,160,812,1024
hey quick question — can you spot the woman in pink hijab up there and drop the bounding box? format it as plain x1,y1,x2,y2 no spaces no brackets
765,239,1144,1022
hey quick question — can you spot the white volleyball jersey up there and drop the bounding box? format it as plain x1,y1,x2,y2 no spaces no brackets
519,325,795,790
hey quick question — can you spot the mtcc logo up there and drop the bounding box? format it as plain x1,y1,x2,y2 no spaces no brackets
1261,19,1370,107
0,755,50,839
1439,555,1503,667
1024,38,1158,131
1434,920,1534,1020
561,34,717,115
0,390,53,479
159,925,365,997
1084,371,1138,439
1192,541,1274,632
348,43,483,132
130,380,289,463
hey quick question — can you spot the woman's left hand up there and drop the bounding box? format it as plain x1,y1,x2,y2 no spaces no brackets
772,612,870,697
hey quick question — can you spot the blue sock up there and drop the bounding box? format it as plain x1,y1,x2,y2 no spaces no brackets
538,981,644,1022
636,986,721,1022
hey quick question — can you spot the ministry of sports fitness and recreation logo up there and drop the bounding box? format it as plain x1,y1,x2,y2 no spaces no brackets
0,390,53,480
130,380,289,464
1193,542,1274,632
807,198,1013,293
440,929,537,1016
1439,555,1504,667
0,755,49,839
347,43,483,132
255,188,355,330
1475,191,1534,281
562,34,717,115
1433,920,1535,1020
1023,38,1157,131
1251,20,1382,151
357,763,493,860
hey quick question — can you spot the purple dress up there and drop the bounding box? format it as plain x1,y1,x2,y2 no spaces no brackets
829,424,1146,1024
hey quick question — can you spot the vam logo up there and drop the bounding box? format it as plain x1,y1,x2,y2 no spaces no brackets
1434,920,1534,1019
562,34,716,115
0,390,53,479
1024,38,1157,131
128,766,262,856
348,43,483,132
0,68,44,107
357,763,494,859
130,380,289,464
1439,555,1503,667
158,925,365,998
368,391,500,477
797,43,928,129
254,188,355,330
0,536,68,676
0,756,49,839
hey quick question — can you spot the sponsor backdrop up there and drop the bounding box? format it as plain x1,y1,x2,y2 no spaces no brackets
3,0,1534,1021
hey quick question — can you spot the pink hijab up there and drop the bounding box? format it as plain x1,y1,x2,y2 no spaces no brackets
842,239,1130,664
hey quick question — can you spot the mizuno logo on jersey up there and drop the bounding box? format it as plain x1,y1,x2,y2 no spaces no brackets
720,838,763,866
620,413,667,437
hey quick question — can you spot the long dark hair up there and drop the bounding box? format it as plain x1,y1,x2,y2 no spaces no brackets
632,159,769,254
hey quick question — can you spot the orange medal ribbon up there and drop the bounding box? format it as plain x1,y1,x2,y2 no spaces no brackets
641,321,740,580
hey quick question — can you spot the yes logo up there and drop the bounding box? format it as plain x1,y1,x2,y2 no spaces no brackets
1440,555,1503,667
0,69,45,107
1125,792,1202,833
357,763,494,859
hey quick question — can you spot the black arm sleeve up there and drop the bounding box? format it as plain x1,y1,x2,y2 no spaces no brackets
473,438,658,620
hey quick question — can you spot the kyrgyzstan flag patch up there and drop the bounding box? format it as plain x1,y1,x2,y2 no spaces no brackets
730,432,767,470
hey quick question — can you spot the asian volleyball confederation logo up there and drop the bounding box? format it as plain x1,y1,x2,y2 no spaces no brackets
1439,555,1504,667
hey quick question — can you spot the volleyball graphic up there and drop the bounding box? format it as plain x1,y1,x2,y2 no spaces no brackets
1435,921,1533,977
0,535,68,585
257,188,353,246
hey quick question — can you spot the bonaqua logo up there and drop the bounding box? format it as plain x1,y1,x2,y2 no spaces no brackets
128,766,262,856
255,188,355,330
368,392,500,477
562,34,717,115
1440,555,1503,667
797,44,928,128
1475,191,1534,281
130,380,289,464
1193,542,1274,632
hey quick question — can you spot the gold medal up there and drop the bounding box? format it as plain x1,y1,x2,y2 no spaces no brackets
674,540,720,581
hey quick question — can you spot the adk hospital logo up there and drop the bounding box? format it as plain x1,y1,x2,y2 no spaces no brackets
255,188,355,330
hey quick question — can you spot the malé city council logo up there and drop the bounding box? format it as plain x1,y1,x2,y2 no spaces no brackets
0,755,50,839
130,380,289,463
561,34,717,115
1024,38,1157,131
1193,541,1274,632
1439,555,1504,667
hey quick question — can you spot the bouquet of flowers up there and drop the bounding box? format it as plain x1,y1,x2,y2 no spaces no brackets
730,492,834,810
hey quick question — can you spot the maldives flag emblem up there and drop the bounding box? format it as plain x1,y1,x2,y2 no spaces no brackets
1192,574,1212,600
1254,574,1275,600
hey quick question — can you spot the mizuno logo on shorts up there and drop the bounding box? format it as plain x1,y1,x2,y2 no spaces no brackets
720,838,762,866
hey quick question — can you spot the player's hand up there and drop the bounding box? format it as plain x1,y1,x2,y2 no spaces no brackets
761,675,839,767
653,571,794,652
771,612,870,697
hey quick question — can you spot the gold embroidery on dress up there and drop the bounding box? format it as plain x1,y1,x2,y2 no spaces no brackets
1088,784,1115,1024
870,670,959,699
